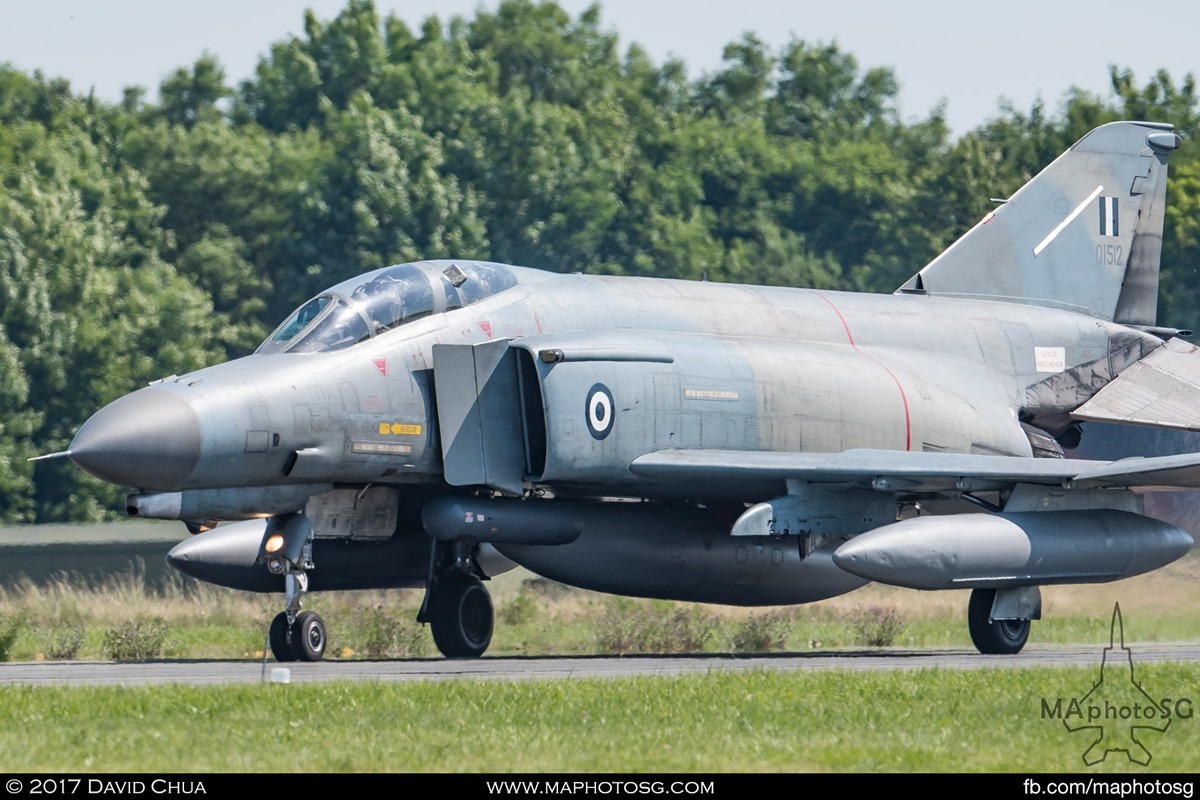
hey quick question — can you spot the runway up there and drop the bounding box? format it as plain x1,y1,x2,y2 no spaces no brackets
4,643,1199,686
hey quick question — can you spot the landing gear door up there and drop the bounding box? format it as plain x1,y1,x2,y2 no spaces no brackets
432,341,525,496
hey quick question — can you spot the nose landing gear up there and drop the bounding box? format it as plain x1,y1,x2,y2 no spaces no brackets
268,572,328,663
262,513,328,662
269,606,328,662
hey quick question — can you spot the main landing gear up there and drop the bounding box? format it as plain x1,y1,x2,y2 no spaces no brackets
967,587,1037,655
420,542,495,658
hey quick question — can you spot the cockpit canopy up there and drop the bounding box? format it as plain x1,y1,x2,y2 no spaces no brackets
258,261,519,354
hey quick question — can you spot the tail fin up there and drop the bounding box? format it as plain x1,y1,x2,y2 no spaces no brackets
898,121,1181,324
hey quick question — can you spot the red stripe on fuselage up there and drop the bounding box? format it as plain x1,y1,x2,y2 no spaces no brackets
812,291,912,451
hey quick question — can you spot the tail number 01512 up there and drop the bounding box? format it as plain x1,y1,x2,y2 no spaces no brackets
1097,243,1124,266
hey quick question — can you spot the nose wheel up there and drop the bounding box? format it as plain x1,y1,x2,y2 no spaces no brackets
429,571,494,658
269,610,327,662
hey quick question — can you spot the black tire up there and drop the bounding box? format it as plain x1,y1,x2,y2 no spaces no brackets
292,610,327,662
430,572,494,658
968,588,1030,655
269,612,296,662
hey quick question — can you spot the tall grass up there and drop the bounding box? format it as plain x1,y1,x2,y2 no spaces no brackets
2,559,1199,660
0,560,272,627
593,599,720,654
102,618,172,660
849,605,906,647
0,614,23,661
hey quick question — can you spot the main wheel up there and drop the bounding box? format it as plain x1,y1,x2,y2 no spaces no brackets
968,588,1030,655
269,612,296,662
430,572,493,658
292,610,327,662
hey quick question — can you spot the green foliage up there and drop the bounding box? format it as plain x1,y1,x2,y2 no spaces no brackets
35,621,86,660
0,614,24,661
158,54,230,129
497,588,540,626
730,609,796,653
849,605,906,647
593,599,719,654
102,618,171,661
0,327,38,522
341,601,429,659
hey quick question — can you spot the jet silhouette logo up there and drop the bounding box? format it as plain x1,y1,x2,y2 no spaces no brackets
1041,604,1192,766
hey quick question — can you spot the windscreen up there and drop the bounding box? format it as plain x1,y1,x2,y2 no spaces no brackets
257,261,520,354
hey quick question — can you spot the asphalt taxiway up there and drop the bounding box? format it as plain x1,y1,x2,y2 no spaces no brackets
3,644,1198,686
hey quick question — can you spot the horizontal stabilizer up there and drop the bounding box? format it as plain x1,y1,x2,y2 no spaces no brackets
1073,338,1200,431
630,447,1200,492
1071,452,1200,489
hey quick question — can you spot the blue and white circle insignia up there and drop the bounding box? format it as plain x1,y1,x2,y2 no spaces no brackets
585,384,614,440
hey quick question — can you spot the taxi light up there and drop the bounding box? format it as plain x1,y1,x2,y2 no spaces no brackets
264,534,285,554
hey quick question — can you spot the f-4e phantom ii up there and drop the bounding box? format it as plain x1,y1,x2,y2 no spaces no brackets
49,120,1200,660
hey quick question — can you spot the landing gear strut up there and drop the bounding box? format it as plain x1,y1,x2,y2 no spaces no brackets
262,513,327,662
420,541,494,658
267,570,328,662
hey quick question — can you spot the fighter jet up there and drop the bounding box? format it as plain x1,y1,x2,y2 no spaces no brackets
47,120,1200,660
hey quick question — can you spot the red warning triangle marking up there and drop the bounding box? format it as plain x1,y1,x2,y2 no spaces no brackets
372,358,387,376
479,320,493,338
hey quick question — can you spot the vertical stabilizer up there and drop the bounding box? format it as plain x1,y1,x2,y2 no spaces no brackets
898,121,1181,323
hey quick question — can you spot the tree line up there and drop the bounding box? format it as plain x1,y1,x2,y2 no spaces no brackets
2,0,1198,522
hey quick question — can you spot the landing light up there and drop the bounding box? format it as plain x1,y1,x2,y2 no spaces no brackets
264,534,285,554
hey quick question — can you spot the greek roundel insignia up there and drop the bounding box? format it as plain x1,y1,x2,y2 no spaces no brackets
585,384,614,440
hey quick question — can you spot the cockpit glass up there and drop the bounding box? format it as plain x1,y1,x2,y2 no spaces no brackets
257,261,521,354
451,262,519,305
288,298,371,353
352,265,436,334
272,296,330,343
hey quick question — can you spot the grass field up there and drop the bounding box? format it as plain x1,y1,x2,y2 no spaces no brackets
2,666,1197,772
1,547,1198,660
1,537,1198,773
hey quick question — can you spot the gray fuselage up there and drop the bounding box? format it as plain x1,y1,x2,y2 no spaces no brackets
72,261,1160,504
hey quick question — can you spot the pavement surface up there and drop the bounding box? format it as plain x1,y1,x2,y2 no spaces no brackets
4,643,1197,686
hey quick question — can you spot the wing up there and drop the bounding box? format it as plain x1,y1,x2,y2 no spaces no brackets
1073,337,1200,432
629,448,1200,492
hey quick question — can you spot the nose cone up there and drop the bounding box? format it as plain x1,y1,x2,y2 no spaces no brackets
69,388,202,490
831,537,880,579
166,520,275,591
